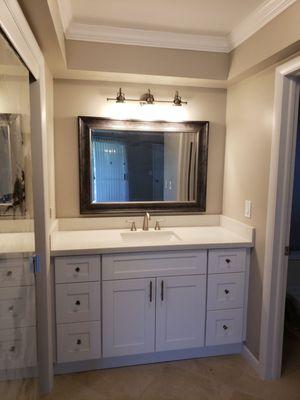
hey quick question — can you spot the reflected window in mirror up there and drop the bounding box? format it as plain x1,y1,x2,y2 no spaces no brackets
79,117,209,215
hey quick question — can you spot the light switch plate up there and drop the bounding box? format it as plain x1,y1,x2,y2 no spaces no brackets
245,200,252,218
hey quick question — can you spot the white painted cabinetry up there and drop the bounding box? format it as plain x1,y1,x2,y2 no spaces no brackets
54,247,250,368
102,278,155,357
0,257,37,371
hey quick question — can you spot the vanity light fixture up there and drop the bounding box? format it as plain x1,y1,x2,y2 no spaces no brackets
107,88,187,106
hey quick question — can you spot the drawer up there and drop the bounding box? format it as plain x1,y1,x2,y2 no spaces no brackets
0,326,37,369
56,282,100,323
206,309,243,346
0,286,36,329
208,249,247,274
56,321,101,363
207,273,245,310
102,250,207,280
55,256,100,283
0,258,34,287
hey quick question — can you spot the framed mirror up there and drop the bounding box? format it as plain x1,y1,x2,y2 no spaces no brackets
78,117,209,215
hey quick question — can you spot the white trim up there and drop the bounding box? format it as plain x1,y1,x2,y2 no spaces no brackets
0,0,41,78
66,22,230,53
242,345,260,375
260,56,300,379
229,0,296,50
57,0,295,53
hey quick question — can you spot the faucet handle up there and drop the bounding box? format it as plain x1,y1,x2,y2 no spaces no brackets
154,219,165,231
125,220,137,231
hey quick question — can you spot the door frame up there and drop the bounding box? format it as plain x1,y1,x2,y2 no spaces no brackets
0,0,53,393
259,55,300,379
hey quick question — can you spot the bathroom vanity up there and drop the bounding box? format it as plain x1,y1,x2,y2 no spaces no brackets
51,218,253,374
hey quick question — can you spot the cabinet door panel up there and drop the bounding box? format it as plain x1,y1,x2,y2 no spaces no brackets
156,275,206,351
207,273,245,310
103,278,155,357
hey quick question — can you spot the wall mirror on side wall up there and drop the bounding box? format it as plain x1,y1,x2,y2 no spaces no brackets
0,113,26,217
78,117,209,215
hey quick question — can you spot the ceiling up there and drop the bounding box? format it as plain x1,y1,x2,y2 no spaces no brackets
57,0,296,52
69,0,264,36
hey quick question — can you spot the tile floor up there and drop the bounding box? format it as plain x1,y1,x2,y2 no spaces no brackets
1,333,300,400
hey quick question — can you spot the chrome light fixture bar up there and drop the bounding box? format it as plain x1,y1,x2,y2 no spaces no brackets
107,88,187,106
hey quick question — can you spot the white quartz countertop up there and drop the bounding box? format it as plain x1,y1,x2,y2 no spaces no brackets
50,226,253,256
0,232,35,255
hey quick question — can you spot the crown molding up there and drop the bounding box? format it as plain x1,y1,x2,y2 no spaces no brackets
229,0,297,50
58,0,296,53
66,23,230,53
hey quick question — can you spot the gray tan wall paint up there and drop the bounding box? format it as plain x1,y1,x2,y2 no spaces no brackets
53,79,226,217
223,66,275,357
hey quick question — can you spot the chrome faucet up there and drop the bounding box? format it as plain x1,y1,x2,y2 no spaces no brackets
142,212,151,231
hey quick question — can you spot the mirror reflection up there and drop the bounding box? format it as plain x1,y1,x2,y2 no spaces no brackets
0,123,13,204
91,129,198,203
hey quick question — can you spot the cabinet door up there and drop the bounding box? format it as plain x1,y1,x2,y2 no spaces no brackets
156,275,206,351
103,278,155,357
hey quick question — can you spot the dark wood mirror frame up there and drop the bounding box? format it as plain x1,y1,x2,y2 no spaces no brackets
78,116,209,215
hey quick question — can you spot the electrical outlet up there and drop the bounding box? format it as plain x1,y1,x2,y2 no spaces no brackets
245,200,252,218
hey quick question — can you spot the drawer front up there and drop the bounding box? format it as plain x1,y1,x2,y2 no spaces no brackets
0,258,34,287
55,256,100,283
0,286,36,329
206,309,243,346
0,327,37,369
102,250,207,280
207,273,245,310
57,321,101,363
208,249,247,274
56,282,100,323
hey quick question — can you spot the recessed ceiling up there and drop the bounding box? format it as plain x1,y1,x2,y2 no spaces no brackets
70,0,264,36
58,0,297,52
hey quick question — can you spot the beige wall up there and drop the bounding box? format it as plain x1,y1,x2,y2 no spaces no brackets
66,40,229,81
223,67,275,357
54,79,226,217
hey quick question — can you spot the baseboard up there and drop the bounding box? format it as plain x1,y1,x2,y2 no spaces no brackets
242,344,260,375
55,343,243,375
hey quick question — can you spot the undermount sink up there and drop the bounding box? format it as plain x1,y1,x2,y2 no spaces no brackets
120,230,181,243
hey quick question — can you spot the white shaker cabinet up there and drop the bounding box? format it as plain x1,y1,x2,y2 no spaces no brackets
155,275,206,351
102,278,155,357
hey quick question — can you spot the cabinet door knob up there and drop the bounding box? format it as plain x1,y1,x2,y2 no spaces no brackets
75,267,80,273
223,325,228,331
225,259,231,264
8,305,14,311
6,270,12,277
77,339,81,345
10,345,15,352
224,289,230,295
75,300,81,306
